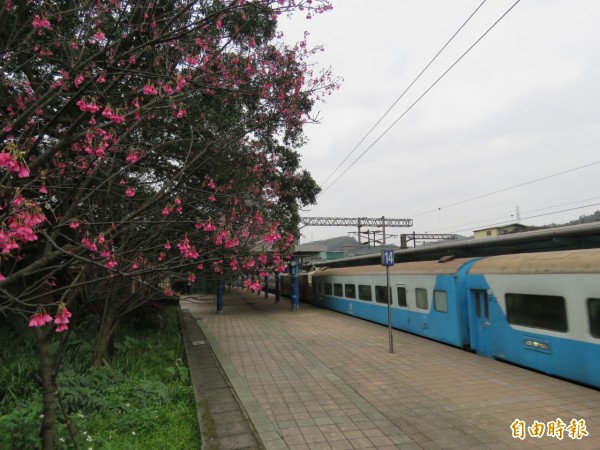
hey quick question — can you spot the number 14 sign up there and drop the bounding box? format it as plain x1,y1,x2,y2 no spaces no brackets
381,249,395,267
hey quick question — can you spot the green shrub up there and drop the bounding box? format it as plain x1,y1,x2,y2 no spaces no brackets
0,305,199,449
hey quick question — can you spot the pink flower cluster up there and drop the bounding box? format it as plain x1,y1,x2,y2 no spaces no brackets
0,151,30,178
54,305,72,332
1,199,46,253
243,278,262,292
194,220,217,232
32,15,52,30
125,149,143,163
143,83,158,95
76,97,101,113
177,236,199,259
29,303,72,333
101,105,125,124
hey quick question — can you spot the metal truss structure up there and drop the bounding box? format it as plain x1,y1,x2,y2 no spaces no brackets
300,217,413,227
300,217,413,246
405,233,459,242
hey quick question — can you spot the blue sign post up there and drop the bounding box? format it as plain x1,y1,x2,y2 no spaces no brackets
289,257,299,310
381,249,394,352
381,249,395,267
275,272,281,303
216,280,224,313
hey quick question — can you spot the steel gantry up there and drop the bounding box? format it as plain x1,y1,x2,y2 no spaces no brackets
300,216,413,245
401,233,460,248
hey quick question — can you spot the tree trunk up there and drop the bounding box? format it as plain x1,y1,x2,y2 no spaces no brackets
35,328,55,450
92,311,116,368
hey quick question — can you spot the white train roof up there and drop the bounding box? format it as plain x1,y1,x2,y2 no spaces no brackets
313,257,477,277
469,248,600,274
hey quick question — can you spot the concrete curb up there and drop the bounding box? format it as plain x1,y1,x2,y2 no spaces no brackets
180,306,263,449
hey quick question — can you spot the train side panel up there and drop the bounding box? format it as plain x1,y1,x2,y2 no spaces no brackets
468,250,600,388
267,272,314,303
312,259,477,348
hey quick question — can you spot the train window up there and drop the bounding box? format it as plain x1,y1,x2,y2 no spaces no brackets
434,290,448,313
506,293,567,332
334,283,343,297
588,298,600,338
375,286,389,304
345,284,356,298
397,287,407,307
358,285,372,301
416,288,428,310
318,282,323,294
325,283,332,295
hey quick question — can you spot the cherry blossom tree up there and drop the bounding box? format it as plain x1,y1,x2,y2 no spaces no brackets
0,0,338,447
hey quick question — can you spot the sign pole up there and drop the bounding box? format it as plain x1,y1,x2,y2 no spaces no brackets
386,265,393,352
381,249,394,353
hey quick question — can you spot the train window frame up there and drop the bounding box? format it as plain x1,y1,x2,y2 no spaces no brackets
505,293,568,333
587,298,600,338
434,290,448,313
397,286,407,307
345,284,356,299
375,286,389,304
325,283,332,296
358,285,372,302
416,288,428,310
334,283,343,297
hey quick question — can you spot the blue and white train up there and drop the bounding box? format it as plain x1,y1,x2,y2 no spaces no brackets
305,249,600,389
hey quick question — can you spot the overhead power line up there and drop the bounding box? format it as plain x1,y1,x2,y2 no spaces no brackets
411,159,600,219
318,0,488,189
319,0,521,196
447,202,600,235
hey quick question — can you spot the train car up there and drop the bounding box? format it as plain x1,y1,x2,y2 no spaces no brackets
311,249,600,388
466,249,600,387
266,271,315,303
312,258,480,348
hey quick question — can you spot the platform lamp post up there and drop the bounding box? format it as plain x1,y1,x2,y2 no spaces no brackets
275,271,281,303
290,257,299,310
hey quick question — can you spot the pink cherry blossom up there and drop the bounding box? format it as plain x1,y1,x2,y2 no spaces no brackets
143,83,158,95
32,15,52,30
28,310,53,327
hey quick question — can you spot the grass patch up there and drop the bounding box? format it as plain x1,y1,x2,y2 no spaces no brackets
0,305,200,449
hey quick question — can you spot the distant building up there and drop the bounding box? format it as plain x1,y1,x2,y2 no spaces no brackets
294,243,328,265
473,223,530,239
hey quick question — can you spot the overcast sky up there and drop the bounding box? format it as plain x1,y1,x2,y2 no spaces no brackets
280,1,600,244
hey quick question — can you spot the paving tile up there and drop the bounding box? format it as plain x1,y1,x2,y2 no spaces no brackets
181,293,600,450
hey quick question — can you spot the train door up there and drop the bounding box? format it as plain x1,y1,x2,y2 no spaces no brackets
471,289,493,357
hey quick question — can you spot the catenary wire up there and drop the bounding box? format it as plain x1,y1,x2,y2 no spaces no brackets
410,159,600,218
433,194,600,233
446,202,600,235
318,0,488,188
318,0,521,196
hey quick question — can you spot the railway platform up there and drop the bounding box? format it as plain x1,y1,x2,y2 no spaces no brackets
180,290,600,449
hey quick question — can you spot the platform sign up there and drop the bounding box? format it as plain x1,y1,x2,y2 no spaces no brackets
381,249,394,353
381,249,395,267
